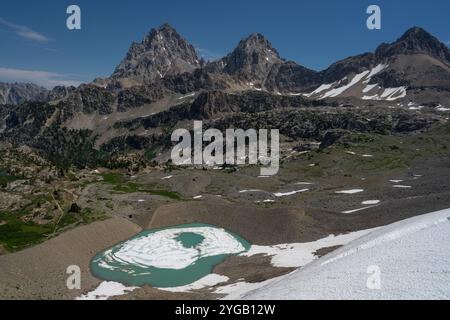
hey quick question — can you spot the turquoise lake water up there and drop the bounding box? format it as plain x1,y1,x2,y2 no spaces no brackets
90,223,251,288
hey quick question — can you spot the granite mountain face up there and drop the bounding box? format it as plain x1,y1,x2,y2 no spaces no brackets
109,23,203,87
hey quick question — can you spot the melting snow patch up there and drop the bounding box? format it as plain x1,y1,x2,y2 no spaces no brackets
335,189,364,194
367,64,388,78
436,105,450,112
362,200,380,205
240,228,375,268
273,189,309,197
178,93,195,100
342,206,378,214
303,83,336,97
363,83,378,93
193,195,203,199
321,70,370,99
77,281,138,300
161,175,173,180
160,274,229,293
393,185,412,189
239,189,263,194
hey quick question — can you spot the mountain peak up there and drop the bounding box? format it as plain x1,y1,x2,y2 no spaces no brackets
400,26,432,40
112,23,200,84
145,23,180,44
209,33,283,81
237,33,281,58
376,26,450,62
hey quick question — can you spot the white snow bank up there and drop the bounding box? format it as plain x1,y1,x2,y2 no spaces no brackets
436,105,450,112
77,281,138,300
273,189,309,197
342,205,379,214
362,200,380,205
240,208,450,300
160,274,229,293
322,70,369,99
239,189,263,193
240,229,375,268
335,189,364,194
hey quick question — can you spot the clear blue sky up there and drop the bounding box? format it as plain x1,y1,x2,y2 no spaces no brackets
0,0,449,88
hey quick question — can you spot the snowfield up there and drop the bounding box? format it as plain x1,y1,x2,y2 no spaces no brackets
304,64,408,101
239,208,450,300
240,228,375,268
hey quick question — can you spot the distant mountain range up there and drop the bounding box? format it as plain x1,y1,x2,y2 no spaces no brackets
3,24,449,106
1,24,449,169
95,24,450,103
0,83,47,105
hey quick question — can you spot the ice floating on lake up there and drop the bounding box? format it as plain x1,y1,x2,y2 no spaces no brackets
91,224,250,288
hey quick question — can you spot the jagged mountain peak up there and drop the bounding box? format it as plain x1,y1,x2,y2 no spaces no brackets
206,32,284,82
112,23,201,84
143,23,183,46
375,26,450,63
235,32,282,59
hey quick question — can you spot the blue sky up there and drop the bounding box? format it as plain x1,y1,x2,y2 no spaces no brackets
0,0,449,88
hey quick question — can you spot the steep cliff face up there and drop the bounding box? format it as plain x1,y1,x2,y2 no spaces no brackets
111,23,202,84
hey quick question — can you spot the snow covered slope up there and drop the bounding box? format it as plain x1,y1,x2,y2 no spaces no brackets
241,209,450,300
304,64,407,101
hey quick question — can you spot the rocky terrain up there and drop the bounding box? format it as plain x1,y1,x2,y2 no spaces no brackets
0,82,48,105
0,24,449,300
